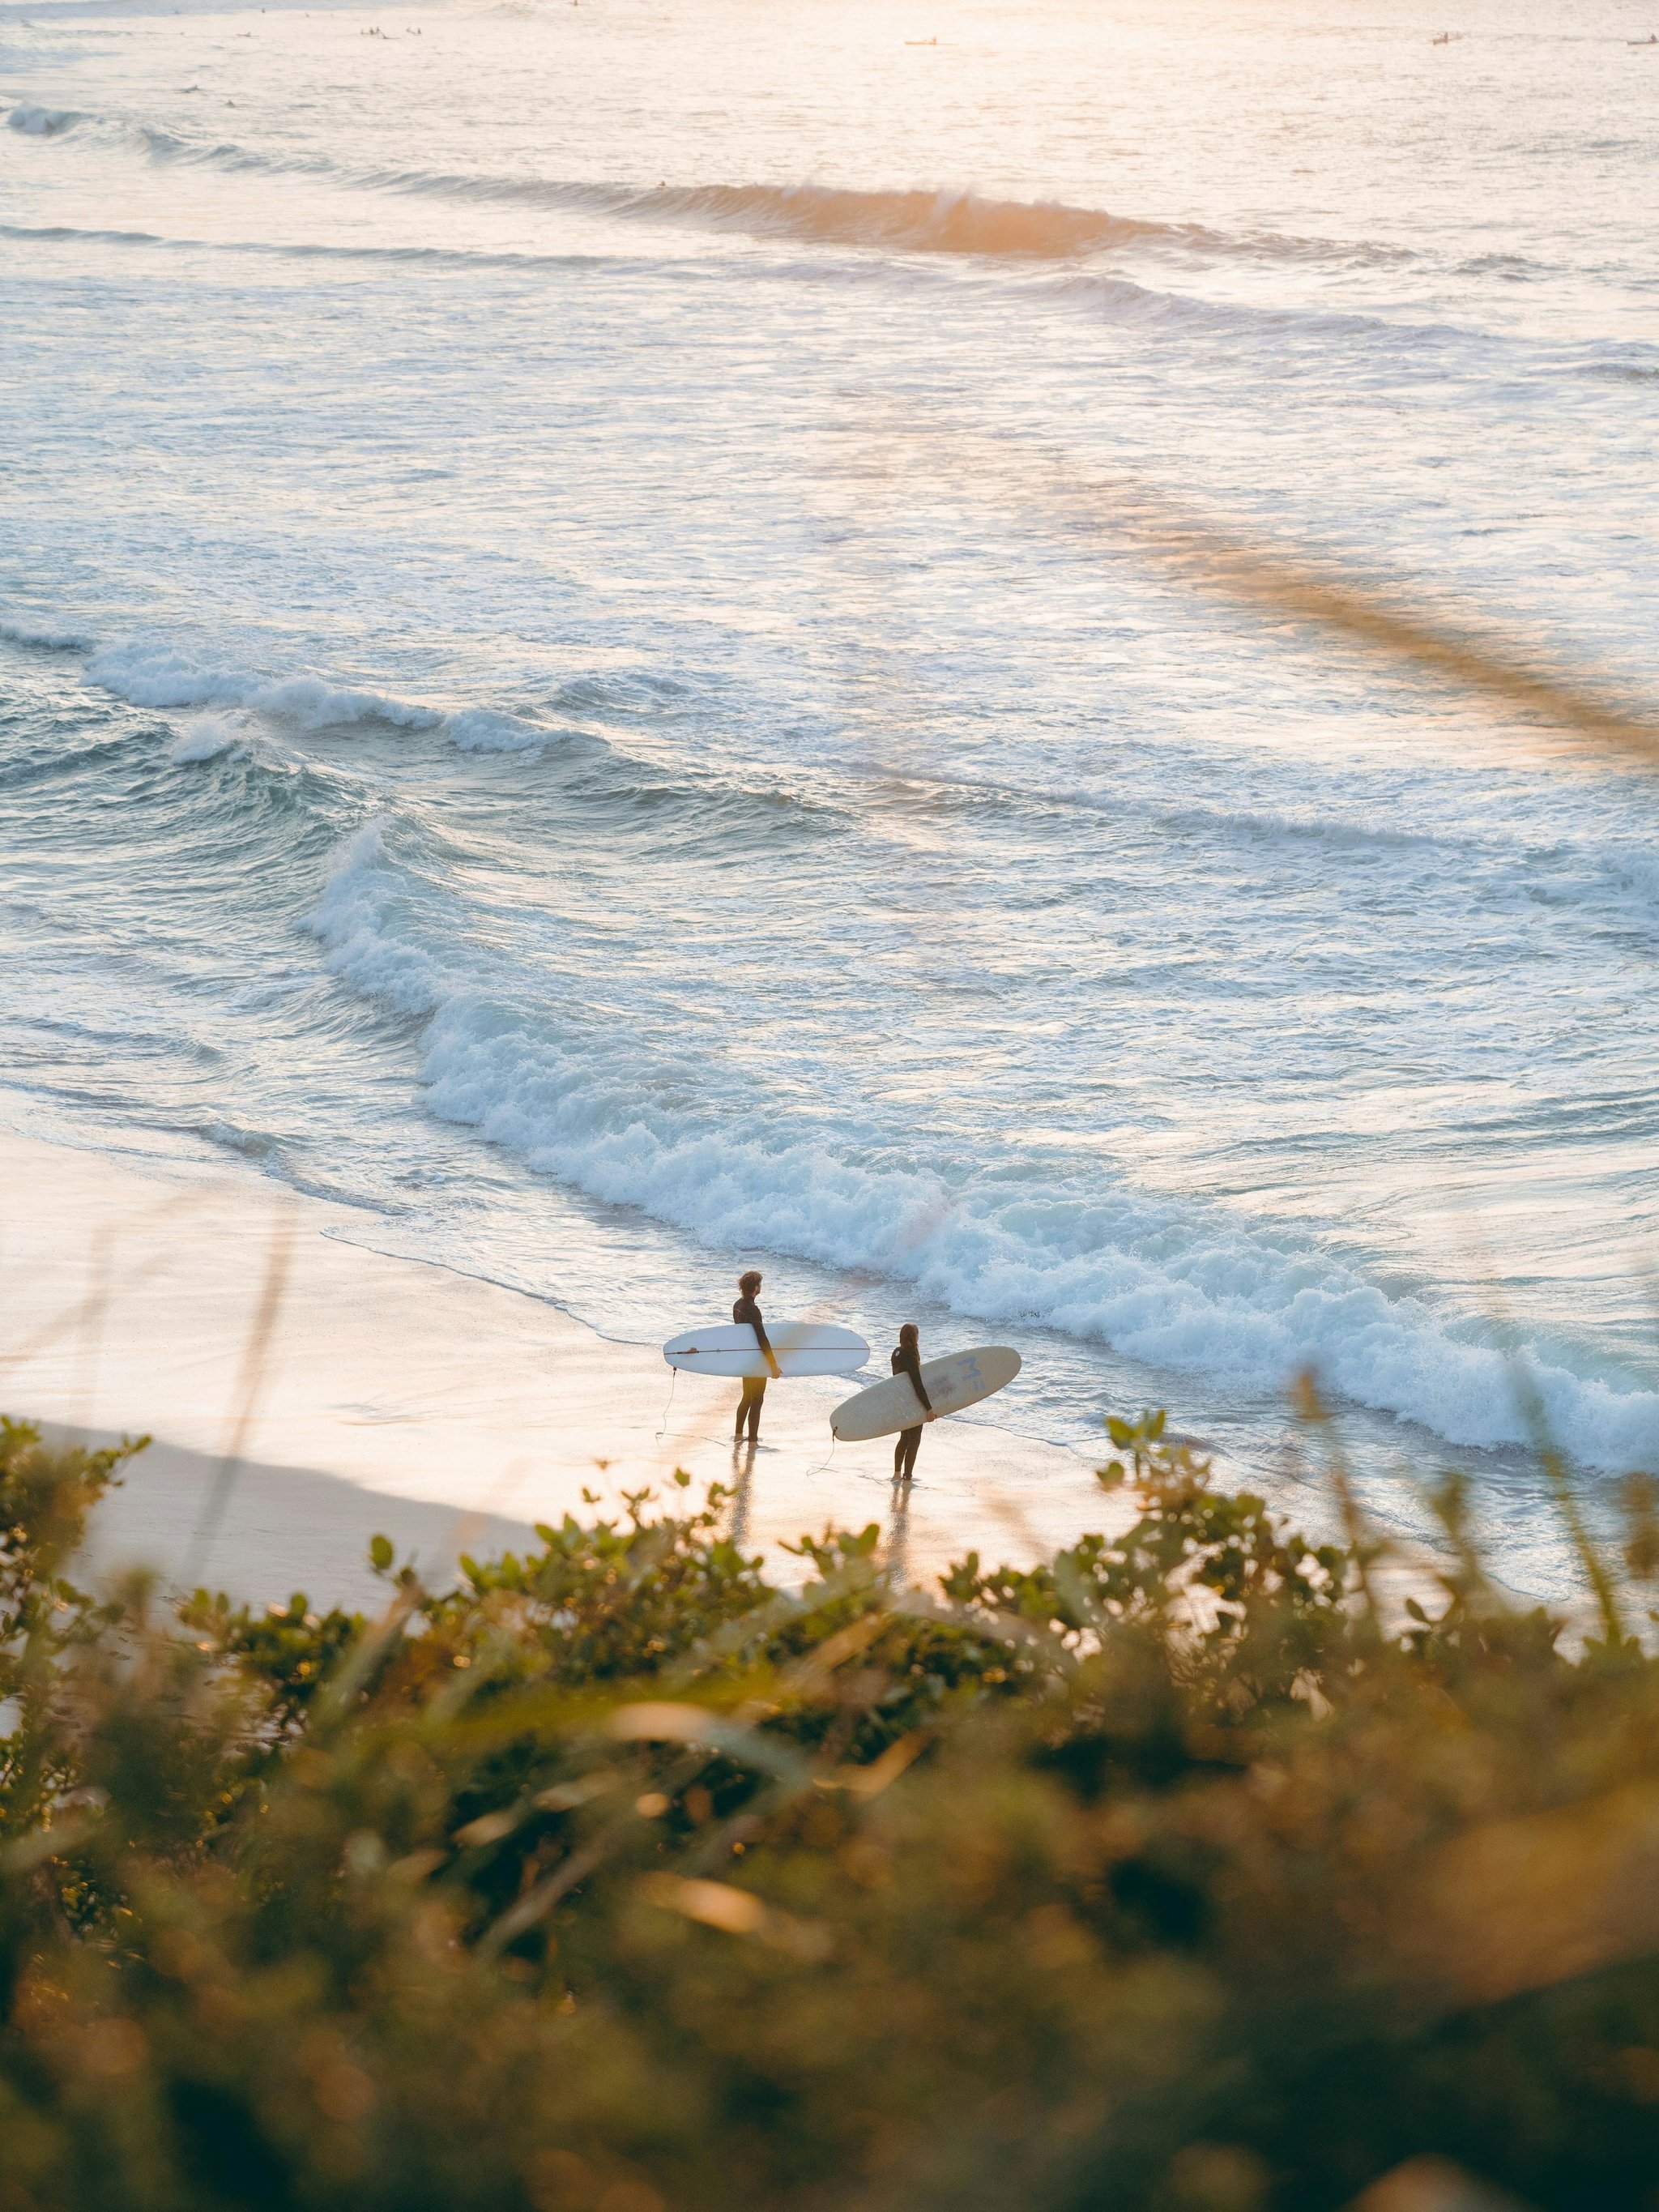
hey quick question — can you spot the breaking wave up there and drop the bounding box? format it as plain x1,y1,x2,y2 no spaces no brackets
128,121,1393,267
168,711,245,765
0,614,94,650
6,103,81,135
80,639,572,758
301,823,1659,1475
88,639,446,732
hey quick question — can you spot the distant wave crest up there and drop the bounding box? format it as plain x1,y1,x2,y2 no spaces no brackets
129,120,1387,267
89,639,446,733
6,103,82,136
605,181,1408,268
0,613,94,650
612,180,1208,259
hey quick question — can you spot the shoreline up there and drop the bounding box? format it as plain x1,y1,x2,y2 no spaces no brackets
0,1121,1117,1603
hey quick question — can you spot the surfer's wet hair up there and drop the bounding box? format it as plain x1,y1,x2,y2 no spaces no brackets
738,1270,762,1294
899,1322,919,1349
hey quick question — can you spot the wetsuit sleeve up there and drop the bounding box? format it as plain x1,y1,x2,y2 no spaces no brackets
735,1298,777,1364
893,1346,932,1413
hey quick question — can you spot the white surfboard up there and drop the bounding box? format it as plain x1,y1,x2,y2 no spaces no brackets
663,1322,869,1380
830,1347,1021,1441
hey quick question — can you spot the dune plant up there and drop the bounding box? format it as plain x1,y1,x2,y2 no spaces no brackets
3,1406,1659,2212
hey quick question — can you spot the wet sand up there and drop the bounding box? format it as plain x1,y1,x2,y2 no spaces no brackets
0,1124,1117,1606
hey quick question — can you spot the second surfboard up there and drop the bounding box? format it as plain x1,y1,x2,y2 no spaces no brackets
830,1347,1021,1441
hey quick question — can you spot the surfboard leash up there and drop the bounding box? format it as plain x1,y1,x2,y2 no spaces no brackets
655,1365,678,1441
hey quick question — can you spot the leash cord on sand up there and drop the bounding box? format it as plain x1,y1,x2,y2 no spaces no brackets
805,1433,838,1479
655,1365,677,1441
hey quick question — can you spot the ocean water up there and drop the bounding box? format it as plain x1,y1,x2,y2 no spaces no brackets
4,0,1659,1591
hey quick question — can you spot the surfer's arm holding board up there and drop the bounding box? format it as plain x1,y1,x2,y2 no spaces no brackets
830,1347,1021,1445
891,1339,936,1421
733,1289,783,1379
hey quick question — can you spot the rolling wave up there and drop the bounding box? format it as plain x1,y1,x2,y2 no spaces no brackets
6,103,81,135
32,621,1659,923
79,638,568,754
603,181,1406,267
76,637,742,766
87,638,448,732
0,219,609,275
124,118,1396,269
28,630,834,872
0,614,94,649
301,820,1659,1475
0,218,1446,356
11,631,1659,1477
1045,267,1455,344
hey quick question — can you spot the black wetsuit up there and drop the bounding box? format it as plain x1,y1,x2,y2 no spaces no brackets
733,1294,777,1442
891,1342,933,1481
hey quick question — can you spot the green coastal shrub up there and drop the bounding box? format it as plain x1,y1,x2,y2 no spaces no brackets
4,1407,1659,2212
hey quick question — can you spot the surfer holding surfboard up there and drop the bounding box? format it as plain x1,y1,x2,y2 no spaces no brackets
731,1270,782,1445
659,1292,1020,1467
830,1343,1022,1447
890,1323,936,1484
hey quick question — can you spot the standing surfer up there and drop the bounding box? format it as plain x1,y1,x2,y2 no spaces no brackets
732,1269,782,1445
890,1322,936,1483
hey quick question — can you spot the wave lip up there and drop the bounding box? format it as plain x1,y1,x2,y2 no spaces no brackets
168,711,245,765
305,823,445,1019
624,182,1401,267
638,181,1192,259
446,707,546,754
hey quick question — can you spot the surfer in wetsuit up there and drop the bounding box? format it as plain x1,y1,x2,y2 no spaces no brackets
891,1322,936,1484
732,1269,782,1445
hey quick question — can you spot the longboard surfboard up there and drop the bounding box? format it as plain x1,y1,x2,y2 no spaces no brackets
663,1323,869,1380
830,1347,1021,1441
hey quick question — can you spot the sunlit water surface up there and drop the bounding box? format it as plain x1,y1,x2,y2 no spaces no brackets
4,0,1659,1591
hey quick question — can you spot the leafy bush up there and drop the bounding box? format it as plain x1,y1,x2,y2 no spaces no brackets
4,1406,1659,2212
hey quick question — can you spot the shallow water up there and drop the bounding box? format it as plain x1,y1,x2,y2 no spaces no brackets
4,0,1659,1594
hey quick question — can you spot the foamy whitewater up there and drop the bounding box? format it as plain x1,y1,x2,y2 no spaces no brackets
4,0,1659,1591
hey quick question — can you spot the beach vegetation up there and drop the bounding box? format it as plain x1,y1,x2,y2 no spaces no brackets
3,1407,1659,2210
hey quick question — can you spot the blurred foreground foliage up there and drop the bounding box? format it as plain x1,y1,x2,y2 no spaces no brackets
5,1408,1659,2212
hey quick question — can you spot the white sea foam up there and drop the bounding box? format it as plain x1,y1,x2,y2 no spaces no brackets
88,641,445,731
303,825,446,1019
0,615,93,650
81,640,564,755
254,674,444,731
168,711,243,763
6,104,80,136
426,1022,1659,1471
447,707,545,754
301,828,1659,1475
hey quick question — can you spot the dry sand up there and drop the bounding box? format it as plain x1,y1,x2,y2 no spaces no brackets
0,1123,1116,1608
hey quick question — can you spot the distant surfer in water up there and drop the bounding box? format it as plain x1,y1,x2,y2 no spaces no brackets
890,1322,936,1483
732,1269,781,1445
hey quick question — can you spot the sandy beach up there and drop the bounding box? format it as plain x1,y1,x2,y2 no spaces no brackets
0,1122,1115,1608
